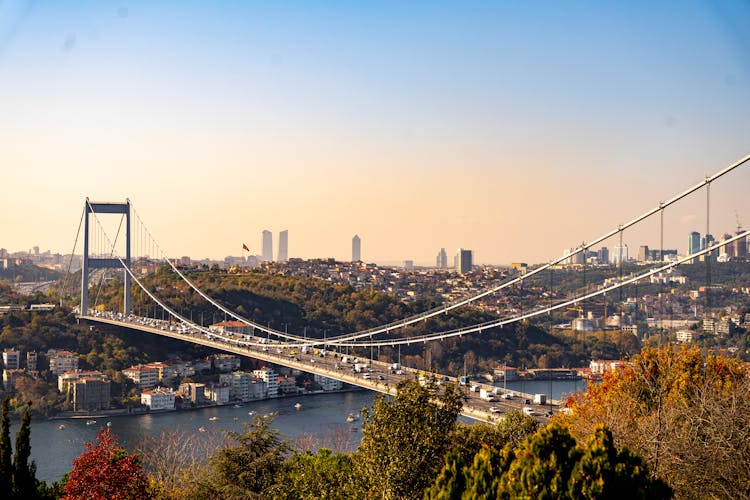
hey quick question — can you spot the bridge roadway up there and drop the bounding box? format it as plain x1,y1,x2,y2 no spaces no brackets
79,313,559,422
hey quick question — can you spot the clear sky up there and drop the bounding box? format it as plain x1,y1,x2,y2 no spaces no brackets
1,1,749,265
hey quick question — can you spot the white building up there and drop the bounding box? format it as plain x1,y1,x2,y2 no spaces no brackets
589,359,627,375
141,387,176,411
253,367,278,397
205,384,230,404
219,371,254,401
48,350,78,375
676,330,701,343
2,349,20,370
314,374,343,391
611,244,629,265
122,364,159,389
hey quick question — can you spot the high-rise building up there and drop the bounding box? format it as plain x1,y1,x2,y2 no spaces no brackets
638,245,650,263
352,235,361,262
598,247,609,265
456,248,473,274
612,244,628,265
688,231,701,262
727,231,748,259
277,230,288,262
262,230,273,262
436,248,447,268
701,233,716,262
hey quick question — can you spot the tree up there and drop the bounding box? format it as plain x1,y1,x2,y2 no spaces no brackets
448,410,539,467
12,404,37,498
0,397,12,494
425,423,671,499
272,448,355,500
353,378,464,499
134,427,231,497
63,428,150,500
567,425,671,499
192,415,288,499
562,344,750,499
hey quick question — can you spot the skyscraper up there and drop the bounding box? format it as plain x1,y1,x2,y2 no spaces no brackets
352,235,361,262
277,230,288,262
688,231,701,263
598,247,609,265
262,230,273,262
436,248,447,268
701,233,716,262
612,244,628,265
456,248,472,274
638,245,649,263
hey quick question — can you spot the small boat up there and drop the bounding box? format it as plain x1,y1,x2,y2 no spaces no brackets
248,411,256,416
198,427,206,433
85,420,97,426
209,416,218,421
346,413,359,423
294,402,302,410
106,421,112,427
58,424,65,430
233,404,243,408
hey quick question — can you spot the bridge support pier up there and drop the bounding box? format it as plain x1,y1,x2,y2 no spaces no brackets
80,199,131,316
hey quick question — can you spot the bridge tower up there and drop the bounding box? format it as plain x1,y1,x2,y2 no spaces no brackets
80,199,131,316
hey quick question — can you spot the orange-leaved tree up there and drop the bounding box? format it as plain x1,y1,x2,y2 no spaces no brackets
560,344,750,499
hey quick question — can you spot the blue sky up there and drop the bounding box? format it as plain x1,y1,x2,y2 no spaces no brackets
1,1,749,264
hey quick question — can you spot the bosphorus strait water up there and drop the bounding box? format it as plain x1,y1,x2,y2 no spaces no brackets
25,391,376,484
24,379,587,484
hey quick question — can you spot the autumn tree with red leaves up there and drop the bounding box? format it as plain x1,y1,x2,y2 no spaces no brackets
63,428,150,500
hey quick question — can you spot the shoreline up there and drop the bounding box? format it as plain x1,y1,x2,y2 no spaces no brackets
48,387,364,421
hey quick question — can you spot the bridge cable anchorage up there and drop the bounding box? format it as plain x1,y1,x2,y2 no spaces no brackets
85,154,750,348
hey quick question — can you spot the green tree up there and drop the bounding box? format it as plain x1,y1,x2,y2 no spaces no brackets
0,397,12,494
426,423,671,500
568,426,671,499
499,423,582,498
352,378,464,499
272,448,355,500
448,410,539,467
12,404,37,498
193,415,288,499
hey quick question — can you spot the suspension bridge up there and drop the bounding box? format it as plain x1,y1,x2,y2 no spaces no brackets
71,154,750,422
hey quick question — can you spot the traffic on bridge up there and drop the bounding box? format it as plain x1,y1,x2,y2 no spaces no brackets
79,310,561,422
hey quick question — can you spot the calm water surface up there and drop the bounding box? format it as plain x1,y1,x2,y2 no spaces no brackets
26,380,588,483
26,391,376,484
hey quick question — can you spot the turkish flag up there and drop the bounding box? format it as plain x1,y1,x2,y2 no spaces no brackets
242,243,249,251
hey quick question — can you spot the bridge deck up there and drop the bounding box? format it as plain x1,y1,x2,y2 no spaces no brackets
79,315,559,422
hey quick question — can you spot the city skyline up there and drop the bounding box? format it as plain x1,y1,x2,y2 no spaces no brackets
1,1,749,264
2,220,749,269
